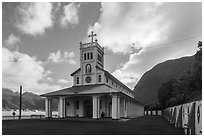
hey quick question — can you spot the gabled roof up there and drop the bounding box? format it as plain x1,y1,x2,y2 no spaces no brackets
70,68,81,76
40,84,114,97
40,83,144,106
96,65,134,94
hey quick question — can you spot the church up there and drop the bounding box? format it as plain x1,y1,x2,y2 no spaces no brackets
41,31,144,119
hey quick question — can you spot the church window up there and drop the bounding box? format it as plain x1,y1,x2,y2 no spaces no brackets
85,64,91,73
76,100,79,109
76,77,79,84
84,53,86,60
106,78,108,83
125,101,127,111
98,74,102,83
112,81,114,85
90,52,93,59
87,53,90,60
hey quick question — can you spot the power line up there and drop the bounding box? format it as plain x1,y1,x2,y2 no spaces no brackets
2,34,201,63
144,34,201,49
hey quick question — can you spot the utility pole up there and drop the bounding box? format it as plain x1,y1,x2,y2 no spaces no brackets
19,85,22,119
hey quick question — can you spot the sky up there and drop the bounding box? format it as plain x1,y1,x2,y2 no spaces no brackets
2,2,202,95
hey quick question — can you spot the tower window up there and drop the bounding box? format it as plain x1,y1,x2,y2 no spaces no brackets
98,54,102,62
90,52,93,59
98,74,102,83
84,53,86,60
85,64,91,73
87,53,90,60
76,77,79,84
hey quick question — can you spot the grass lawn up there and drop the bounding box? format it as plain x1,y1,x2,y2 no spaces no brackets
2,115,184,135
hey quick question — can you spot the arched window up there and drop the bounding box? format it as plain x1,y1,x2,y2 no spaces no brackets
85,64,91,73
98,74,101,83
76,77,79,84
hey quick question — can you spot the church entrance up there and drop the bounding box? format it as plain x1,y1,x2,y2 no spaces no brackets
84,99,93,117
108,102,112,117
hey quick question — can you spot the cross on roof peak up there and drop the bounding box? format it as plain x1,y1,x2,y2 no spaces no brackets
88,31,97,43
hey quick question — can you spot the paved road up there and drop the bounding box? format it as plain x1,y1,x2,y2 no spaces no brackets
2,115,184,135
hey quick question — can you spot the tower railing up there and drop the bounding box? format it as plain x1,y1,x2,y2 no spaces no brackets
80,42,104,52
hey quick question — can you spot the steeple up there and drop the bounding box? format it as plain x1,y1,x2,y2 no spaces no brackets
77,31,104,85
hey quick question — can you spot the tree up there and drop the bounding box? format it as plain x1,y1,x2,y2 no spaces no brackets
193,41,202,90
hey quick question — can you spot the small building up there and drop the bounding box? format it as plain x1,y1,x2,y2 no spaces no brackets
41,31,144,119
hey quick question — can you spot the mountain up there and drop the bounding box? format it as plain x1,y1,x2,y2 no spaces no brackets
2,88,21,110
2,88,58,111
133,55,196,106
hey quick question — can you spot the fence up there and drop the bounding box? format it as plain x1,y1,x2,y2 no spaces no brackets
2,114,59,120
163,100,202,135
145,110,162,116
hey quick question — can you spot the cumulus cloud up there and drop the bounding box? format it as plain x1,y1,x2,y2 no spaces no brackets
48,50,76,64
91,3,201,89
4,34,21,51
2,47,61,94
89,2,170,54
57,79,69,84
46,77,53,82
60,3,80,27
14,2,53,35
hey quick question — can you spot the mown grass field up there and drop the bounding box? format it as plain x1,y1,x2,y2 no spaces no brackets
2,115,184,135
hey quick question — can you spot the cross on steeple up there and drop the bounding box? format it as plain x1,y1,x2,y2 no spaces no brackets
88,31,97,43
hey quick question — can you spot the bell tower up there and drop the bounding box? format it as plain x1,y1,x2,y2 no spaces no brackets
79,31,104,85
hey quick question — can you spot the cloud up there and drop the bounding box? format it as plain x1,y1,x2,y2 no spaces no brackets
48,50,76,64
57,79,69,84
93,3,202,89
2,47,61,94
89,2,170,54
4,34,21,51
60,3,80,27
46,77,53,82
14,2,53,35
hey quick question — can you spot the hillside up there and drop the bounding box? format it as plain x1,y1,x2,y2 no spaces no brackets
133,55,196,106
2,88,58,111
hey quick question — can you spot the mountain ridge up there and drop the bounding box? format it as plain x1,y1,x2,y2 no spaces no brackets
2,88,58,111
133,55,196,106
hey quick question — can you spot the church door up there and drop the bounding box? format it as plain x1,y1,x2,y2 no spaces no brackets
84,99,93,117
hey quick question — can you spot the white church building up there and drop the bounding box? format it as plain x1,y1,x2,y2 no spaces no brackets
41,32,144,119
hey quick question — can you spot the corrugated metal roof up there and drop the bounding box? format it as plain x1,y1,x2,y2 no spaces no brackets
96,65,134,94
40,84,114,97
40,84,144,105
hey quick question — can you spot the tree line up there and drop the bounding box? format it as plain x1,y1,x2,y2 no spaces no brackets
146,41,202,110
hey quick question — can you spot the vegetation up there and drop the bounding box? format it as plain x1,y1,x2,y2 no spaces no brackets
2,88,58,111
157,41,202,109
134,50,196,106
